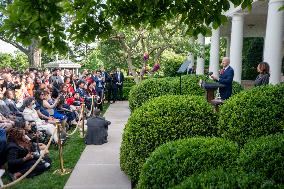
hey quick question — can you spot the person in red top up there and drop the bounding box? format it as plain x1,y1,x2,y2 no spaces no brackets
64,77,75,95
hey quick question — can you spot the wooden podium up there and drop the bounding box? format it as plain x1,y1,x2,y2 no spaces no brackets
200,81,224,103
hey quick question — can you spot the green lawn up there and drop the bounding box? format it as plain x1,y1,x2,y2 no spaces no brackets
2,103,110,189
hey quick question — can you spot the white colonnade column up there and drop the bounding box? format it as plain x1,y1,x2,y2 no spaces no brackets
263,0,284,84
226,37,230,57
209,27,220,77
187,37,195,73
196,34,205,75
229,14,244,83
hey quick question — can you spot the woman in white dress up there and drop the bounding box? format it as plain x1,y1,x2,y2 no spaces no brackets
22,97,59,143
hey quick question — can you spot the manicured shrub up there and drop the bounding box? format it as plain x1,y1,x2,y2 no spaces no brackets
137,137,238,189
232,81,244,95
128,78,175,111
123,76,136,84
120,95,217,185
122,86,133,100
237,134,284,184
172,75,208,96
171,169,280,189
218,84,284,145
161,51,184,77
129,75,244,112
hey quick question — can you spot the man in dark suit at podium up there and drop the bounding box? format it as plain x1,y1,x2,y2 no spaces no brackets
211,57,234,100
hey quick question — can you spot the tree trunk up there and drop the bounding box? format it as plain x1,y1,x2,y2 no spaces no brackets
28,39,41,68
120,39,140,84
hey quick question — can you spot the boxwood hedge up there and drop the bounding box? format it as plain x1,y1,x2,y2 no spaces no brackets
122,86,134,100
128,77,175,111
217,84,284,145
171,169,280,189
137,137,238,189
237,134,284,184
128,75,243,112
120,95,218,185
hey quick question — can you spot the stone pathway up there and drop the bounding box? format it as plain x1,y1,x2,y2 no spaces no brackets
64,101,131,189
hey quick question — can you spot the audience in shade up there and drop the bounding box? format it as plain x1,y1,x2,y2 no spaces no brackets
0,66,121,181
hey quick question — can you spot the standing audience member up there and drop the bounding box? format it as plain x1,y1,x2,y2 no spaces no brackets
115,68,124,100
211,57,234,100
255,62,270,86
49,68,63,92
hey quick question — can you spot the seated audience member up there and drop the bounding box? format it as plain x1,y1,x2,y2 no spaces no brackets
0,113,13,132
6,127,51,180
0,128,7,168
22,97,59,143
4,90,23,117
0,91,16,120
85,109,111,145
42,90,67,123
26,77,34,97
76,80,92,110
64,76,75,95
255,62,270,86
4,73,17,90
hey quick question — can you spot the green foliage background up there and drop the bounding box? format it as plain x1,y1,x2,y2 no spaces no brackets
0,52,28,71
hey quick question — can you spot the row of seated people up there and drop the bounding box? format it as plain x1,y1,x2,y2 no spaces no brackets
1,121,52,181
0,89,98,181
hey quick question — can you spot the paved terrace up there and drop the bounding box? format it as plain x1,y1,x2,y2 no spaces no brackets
64,101,131,189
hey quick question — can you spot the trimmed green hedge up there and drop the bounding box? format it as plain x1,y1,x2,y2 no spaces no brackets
137,137,238,189
172,75,207,96
123,86,133,100
217,84,284,145
232,81,244,95
128,78,175,111
237,134,284,184
161,51,184,77
129,75,244,112
171,169,279,189
128,75,207,111
120,95,217,185
124,76,136,84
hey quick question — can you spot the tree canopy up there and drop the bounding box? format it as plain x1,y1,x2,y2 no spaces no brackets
0,0,254,54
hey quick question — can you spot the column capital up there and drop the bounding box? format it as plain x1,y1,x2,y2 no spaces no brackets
230,13,246,20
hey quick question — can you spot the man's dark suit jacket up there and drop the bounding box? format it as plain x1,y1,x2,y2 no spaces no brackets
115,72,124,84
85,116,111,145
218,66,234,100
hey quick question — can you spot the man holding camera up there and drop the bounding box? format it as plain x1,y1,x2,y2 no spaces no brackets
85,109,111,145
